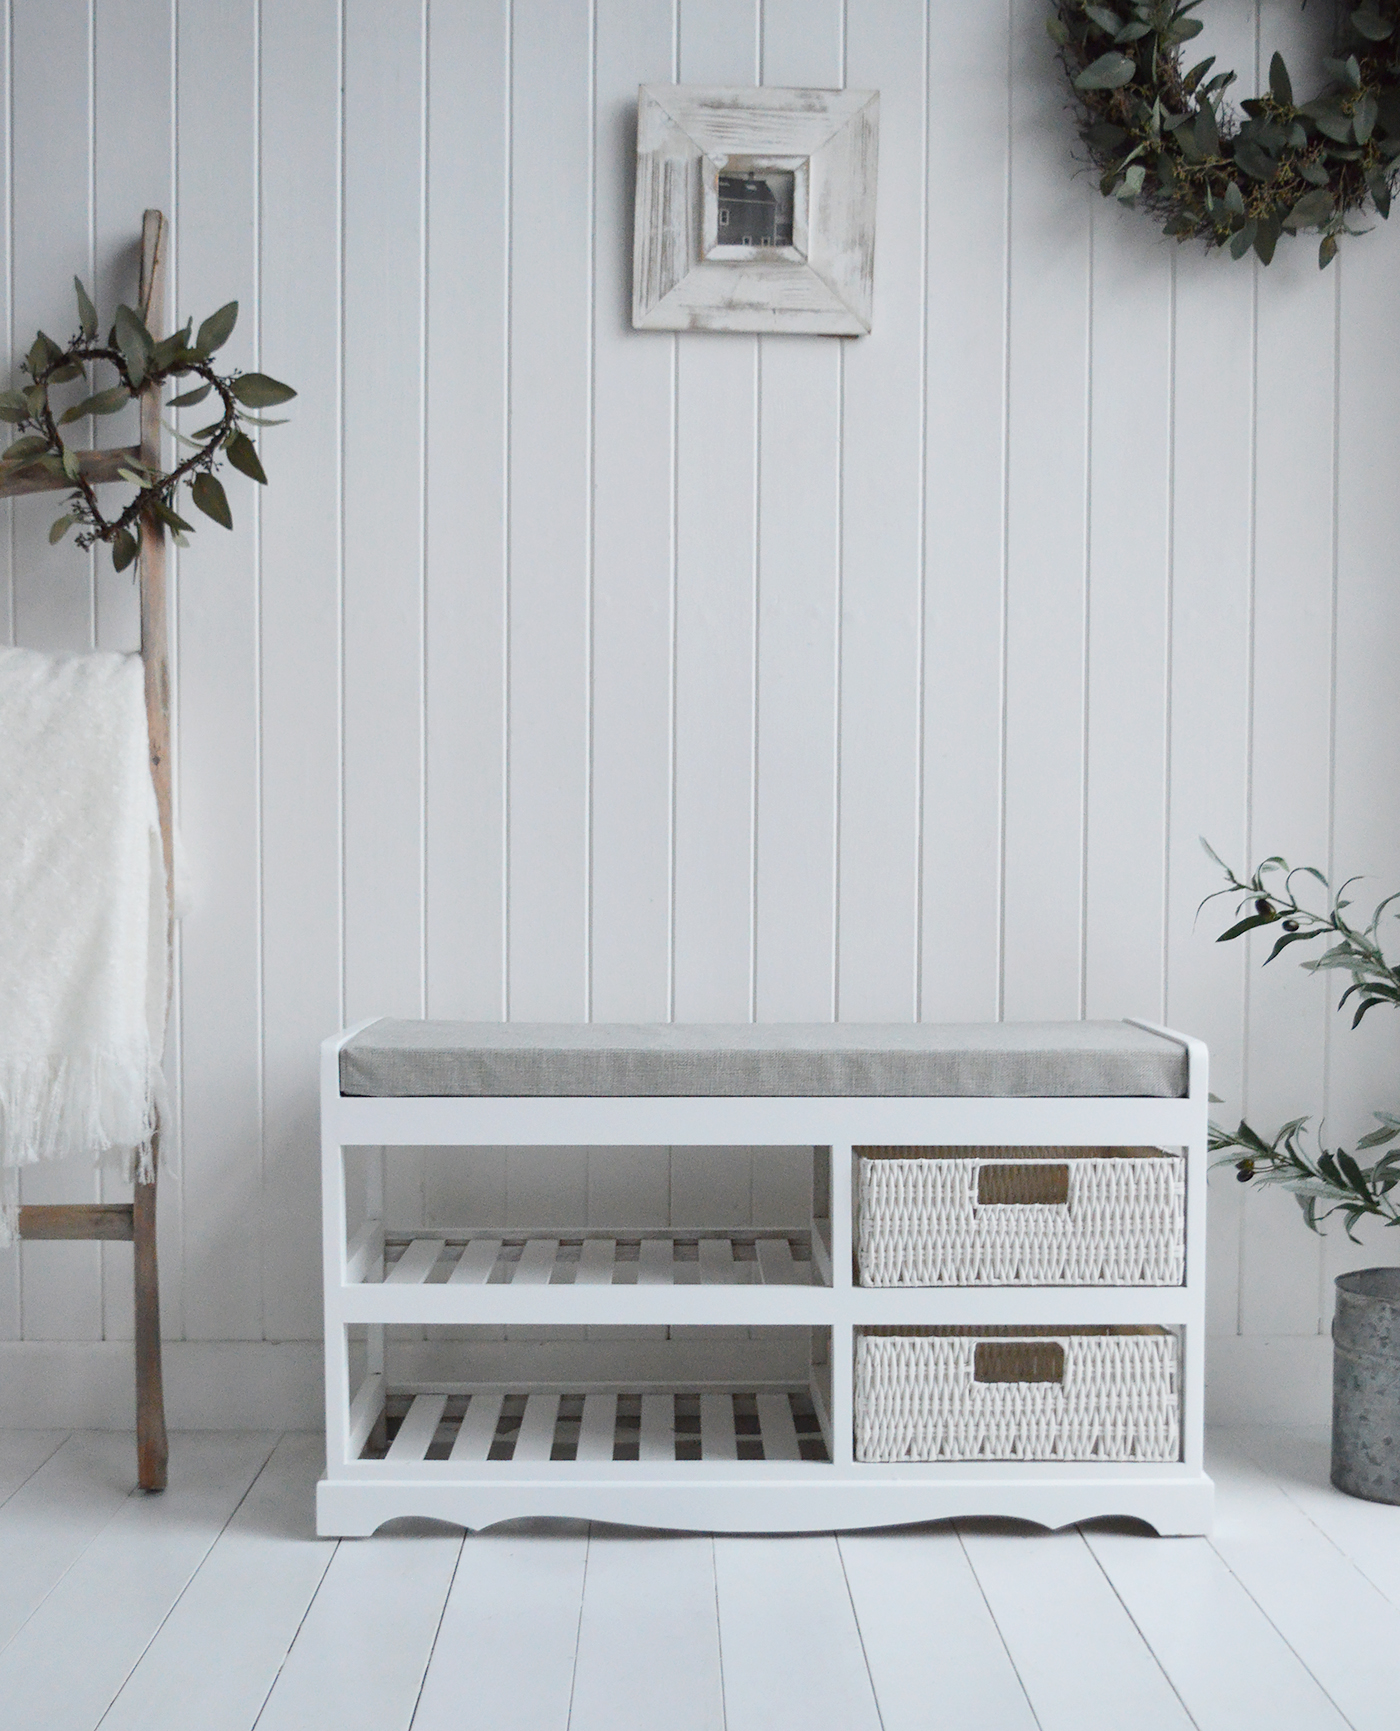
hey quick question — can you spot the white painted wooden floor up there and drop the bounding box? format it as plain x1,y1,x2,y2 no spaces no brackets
0,1427,1396,1730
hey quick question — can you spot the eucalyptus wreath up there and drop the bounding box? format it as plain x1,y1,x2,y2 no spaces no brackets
0,277,294,570
1202,843,1400,1239
1049,1,1400,266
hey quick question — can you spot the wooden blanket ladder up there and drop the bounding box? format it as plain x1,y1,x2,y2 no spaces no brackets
3,210,171,1492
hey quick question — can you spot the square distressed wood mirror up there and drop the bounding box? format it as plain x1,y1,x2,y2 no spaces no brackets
632,84,879,336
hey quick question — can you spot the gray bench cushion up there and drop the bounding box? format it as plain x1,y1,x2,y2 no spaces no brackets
339,1021,1188,1099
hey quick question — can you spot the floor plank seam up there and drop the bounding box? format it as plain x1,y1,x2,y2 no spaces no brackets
406,1533,468,1730
710,1534,730,1731
562,1523,594,1731
0,1454,147,1666
1075,1524,1203,1731
1202,1532,1361,1731
93,1431,288,1731
1232,1432,1400,1618
0,1431,70,1513
832,1533,888,1731
247,1535,344,1731
952,1521,1045,1731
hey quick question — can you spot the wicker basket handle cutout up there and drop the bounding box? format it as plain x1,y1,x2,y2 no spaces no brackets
975,1163,1070,1206
974,1341,1066,1384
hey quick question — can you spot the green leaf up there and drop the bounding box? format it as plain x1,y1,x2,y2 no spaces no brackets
1086,122,1130,150
47,360,84,384
1263,928,1322,963
166,381,212,409
1366,164,1393,217
1254,210,1282,264
1115,162,1147,202
191,470,233,528
1074,51,1136,91
1194,102,1220,157
114,303,155,387
1269,50,1293,106
195,301,238,355
224,428,267,484
231,372,296,409
1223,179,1247,217
35,331,63,368
1354,91,1379,145
1301,97,1355,143
1047,14,1071,45
1229,218,1258,259
1083,4,1123,32
161,418,205,451
1288,188,1336,229
236,413,290,428
3,433,49,461
1217,909,1281,941
57,384,130,425
110,526,138,572
1323,54,1363,92
1376,90,1400,136
1352,7,1394,41
151,496,195,534
48,512,75,545
150,332,190,372
1234,138,1277,180
1298,157,1332,186
1358,1116,1400,1150
73,276,98,338
1183,55,1216,94
61,446,80,482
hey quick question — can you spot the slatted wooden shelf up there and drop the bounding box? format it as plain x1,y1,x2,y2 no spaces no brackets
376,1228,820,1288
362,1386,830,1465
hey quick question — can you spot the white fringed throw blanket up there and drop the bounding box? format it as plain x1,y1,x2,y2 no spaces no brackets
0,648,169,1241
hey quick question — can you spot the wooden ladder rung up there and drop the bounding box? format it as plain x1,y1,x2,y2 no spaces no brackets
18,1203,135,1241
0,443,141,499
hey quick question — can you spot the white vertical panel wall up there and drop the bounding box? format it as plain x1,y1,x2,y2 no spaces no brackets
1,0,1395,1427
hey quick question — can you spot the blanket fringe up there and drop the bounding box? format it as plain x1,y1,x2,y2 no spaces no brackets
0,1049,170,1243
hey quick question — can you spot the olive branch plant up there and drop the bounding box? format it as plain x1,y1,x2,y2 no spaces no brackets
1201,840,1400,1239
0,276,294,570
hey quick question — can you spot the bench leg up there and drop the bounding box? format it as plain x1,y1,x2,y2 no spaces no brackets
134,1166,168,1491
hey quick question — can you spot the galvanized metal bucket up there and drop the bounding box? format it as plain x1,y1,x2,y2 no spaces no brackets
1332,1267,1400,1504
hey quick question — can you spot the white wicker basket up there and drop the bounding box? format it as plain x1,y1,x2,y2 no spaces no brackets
854,1326,1181,1463
857,1146,1185,1286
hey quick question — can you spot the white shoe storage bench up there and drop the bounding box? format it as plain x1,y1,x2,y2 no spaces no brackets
319,1018,1211,1536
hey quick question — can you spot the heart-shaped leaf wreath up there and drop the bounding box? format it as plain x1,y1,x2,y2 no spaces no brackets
1049,1,1400,266
0,278,295,568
